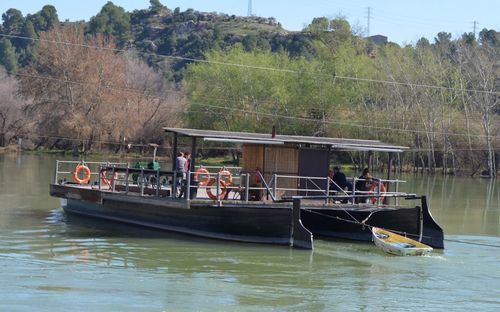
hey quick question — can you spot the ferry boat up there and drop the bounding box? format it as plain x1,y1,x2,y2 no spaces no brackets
49,127,444,250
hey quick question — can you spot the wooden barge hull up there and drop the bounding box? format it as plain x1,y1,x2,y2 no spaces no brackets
50,184,444,249
50,184,313,249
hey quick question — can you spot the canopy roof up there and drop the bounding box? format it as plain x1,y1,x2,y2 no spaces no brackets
164,127,408,153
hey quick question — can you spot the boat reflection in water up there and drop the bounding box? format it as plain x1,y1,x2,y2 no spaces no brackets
50,128,444,250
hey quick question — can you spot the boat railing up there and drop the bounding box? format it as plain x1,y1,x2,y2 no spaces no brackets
53,160,128,185
55,160,412,206
194,165,242,171
256,173,410,206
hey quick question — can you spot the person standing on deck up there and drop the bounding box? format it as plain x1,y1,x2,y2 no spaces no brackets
184,152,191,173
175,152,187,178
330,167,351,203
331,167,348,192
356,168,372,203
175,152,186,197
178,152,192,198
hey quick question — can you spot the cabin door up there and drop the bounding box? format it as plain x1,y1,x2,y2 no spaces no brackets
298,148,329,196
263,146,299,197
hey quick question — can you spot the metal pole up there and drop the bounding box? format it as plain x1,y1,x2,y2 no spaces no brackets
54,160,59,184
191,137,197,172
272,174,277,199
186,171,191,201
172,133,178,171
352,177,357,204
140,169,144,196
395,180,400,206
376,181,381,205
172,171,177,198
245,173,250,202
216,172,221,201
98,164,102,190
112,166,116,192
125,167,129,194
325,176,330,204
156,169,160,198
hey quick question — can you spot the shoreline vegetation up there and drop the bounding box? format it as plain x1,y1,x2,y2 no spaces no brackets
0,144,490,177
0,1,498,177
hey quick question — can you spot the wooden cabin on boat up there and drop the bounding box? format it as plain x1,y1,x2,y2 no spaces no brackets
166,127,407,198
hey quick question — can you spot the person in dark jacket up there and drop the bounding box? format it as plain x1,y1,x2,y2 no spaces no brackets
356,168,372,192
355,168,372,203
331,167,347,192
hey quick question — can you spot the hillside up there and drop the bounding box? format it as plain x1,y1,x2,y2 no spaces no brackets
0,2,318,81
127,6,313,80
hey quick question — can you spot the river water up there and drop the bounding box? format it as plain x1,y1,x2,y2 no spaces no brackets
0,154,499,311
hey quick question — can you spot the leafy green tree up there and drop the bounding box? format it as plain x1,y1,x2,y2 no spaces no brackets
304,17,355,56
2,8,24,34
184,45,364,136
17,19,38,65
478,28,499,47
416,37,430,49
303,17,329,32
19,20,37,47
0,38,18,74
158,30,177,54
88,1,131,47
30,5,59,32
149,0,167,13
242,33,257,51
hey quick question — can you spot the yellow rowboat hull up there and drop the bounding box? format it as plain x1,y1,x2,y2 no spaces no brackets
372,227,433,256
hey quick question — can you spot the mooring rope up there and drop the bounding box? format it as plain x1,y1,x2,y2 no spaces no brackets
303,208,433,240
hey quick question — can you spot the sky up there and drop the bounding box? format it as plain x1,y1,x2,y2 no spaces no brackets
0,0,498,45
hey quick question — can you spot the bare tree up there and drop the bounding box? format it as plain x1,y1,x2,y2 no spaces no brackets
0,67,28,147
122,53,184,147
19,24,129,152
455,41,499,177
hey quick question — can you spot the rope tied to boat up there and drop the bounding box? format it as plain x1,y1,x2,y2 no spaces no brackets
304,208,434,240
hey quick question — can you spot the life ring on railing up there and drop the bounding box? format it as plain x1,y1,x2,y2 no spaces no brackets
219,169,233,185
369,182,387,204
101,170,118,188
73,164,91,184
206,178,227,200
194,167,211,186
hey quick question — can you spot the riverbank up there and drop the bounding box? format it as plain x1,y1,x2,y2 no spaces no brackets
0,145,19,154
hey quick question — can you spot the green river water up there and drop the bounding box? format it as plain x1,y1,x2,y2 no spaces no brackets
0,154,499,311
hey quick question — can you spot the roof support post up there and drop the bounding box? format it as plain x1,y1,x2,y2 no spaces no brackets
368,150,374,172
384,152,393,204
172,133,178,171
191,137,197,172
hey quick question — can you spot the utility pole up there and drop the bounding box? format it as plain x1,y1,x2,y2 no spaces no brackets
366,7,372,36
248,0,252,16
473,20,478,37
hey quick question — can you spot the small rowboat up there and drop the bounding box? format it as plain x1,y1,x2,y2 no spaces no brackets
372,227,433,256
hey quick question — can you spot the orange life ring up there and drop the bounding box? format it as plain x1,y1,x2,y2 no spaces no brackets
101,170,118,188
219,169,233,185
73,164,91,184
369,182,387,204
206,178,227,200
194,167,211,186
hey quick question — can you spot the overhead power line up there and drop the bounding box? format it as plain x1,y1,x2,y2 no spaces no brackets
0,33,499,96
